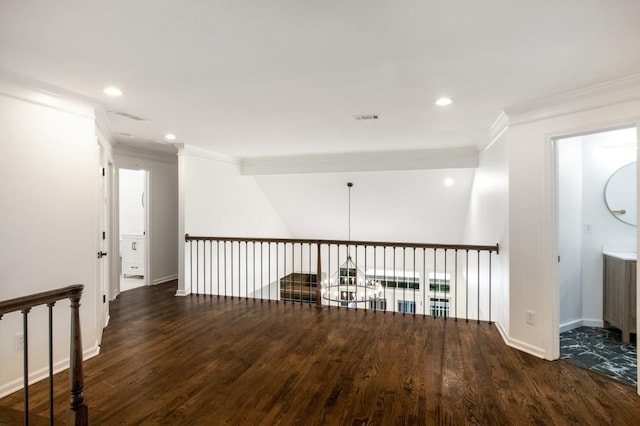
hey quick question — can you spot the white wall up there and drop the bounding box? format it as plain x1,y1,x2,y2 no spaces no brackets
255,168,475,243
462,129,510,332
508,98,640,359
557,137,583,330
179,146,291,294
114,147,179,288
0,94,100,396
119,168,145,236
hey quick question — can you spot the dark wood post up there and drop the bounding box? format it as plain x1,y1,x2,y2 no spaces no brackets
67,291,88,425
316,243,322,307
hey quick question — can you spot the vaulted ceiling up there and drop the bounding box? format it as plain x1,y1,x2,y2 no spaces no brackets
1,1,639,157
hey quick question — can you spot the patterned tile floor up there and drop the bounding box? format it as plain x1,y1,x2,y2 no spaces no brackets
560,326,637,386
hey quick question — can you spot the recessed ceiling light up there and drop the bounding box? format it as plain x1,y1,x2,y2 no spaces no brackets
444,178,455,187
435,97,452,106
164,133,177,141
103,86,123,97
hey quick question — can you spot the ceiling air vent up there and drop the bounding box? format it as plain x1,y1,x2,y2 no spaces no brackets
354,114,379,120
108,110,149,121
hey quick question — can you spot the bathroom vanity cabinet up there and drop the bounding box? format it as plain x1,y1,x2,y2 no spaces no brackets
122,234,145,277
603,253,636,343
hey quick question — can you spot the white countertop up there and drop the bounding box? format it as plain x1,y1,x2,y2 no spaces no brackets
603,251,637,261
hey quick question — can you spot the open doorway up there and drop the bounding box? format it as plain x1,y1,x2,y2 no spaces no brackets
119,168,148,292
556,126,637,386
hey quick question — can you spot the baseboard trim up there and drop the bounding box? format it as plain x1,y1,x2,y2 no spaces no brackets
0,345,100,398
559,319,583,333
495,320,510,344
582,318,604,328
175,289,189,297
152,274,178,285
495,321,546,359
559,318,604,333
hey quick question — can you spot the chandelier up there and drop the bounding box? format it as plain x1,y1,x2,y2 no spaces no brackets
322,182,382,307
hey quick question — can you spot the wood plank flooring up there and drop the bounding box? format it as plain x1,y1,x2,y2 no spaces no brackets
2,281,640,425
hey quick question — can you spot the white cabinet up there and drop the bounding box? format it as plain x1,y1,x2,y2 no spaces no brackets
122,234,145,277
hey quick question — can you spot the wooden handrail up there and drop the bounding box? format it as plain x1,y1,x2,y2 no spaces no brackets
0,285,83,318
185,234,499,254
0,284,88,425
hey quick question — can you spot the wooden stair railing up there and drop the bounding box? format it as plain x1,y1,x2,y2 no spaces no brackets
0,285,88,425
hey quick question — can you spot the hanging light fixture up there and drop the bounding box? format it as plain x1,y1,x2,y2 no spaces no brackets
322,182,382,308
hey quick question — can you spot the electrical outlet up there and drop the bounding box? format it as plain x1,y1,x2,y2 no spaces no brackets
584,224,593,234
526,310,535,326
16,333,24,351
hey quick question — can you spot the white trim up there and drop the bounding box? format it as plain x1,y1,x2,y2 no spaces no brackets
544,134,560,360
177,144,240,166
0,67,98,118
495,321,546,359
582,319,604,328
95,104,115,145
505,73,640,126
153,274,178,285
559,319,605,333
480,112,509,152
559,319,583,333
0,345,100,398
637,125,640,396
114,144,178,165
175,289,189,297
560,318,604,333
177,151,186,296
241,147,479,175
144,169,151,288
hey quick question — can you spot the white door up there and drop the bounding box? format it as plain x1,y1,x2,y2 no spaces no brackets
97,143,111,341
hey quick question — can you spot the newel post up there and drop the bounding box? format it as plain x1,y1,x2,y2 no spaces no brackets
316,243,322,308
68,289,88,425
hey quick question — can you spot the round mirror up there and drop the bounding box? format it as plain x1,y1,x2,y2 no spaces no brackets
604,162,637,226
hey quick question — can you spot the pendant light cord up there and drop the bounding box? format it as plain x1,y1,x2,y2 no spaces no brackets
347,182,353,258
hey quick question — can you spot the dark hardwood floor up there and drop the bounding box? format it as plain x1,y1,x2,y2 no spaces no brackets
2,281,640,425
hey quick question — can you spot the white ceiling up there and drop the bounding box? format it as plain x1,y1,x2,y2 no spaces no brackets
1,1,640,157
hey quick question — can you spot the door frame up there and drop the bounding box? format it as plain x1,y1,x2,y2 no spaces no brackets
117,166,151,290
547,120,639,391
97,137,114,342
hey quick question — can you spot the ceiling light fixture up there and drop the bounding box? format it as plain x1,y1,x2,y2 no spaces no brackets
164,133,177,141
435,97,452,106
322,183,383,307
103,86,123,97
444,178,455,187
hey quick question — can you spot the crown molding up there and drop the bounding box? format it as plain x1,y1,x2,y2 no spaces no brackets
479,112,509,152
114,144,178,164
240,147,479,176
505,73,640,126
95,104,115,146
176,144,241,166
0,67,98,118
